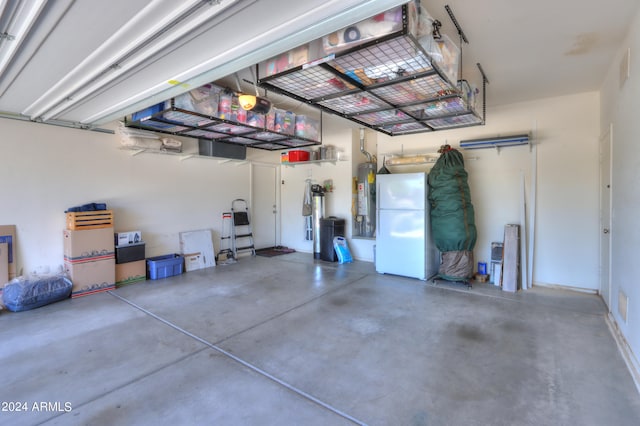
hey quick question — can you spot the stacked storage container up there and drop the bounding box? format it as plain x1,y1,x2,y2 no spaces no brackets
63,211,116,297
114,231,146,287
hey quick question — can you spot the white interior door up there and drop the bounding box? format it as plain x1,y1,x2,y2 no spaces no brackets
600,124,612,310
251,163,279,249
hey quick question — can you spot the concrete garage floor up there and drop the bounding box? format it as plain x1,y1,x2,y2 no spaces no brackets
2,253,640,426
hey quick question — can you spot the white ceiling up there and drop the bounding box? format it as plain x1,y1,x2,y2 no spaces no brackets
0,0,637,129
426,0,639,107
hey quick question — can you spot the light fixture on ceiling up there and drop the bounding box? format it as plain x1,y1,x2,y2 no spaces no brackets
0,0,48,78
237,94,272,114
244,95,271,114
235,69,271,114
238,94,256,110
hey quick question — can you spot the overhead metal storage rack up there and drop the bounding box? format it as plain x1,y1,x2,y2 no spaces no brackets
257,2,484,136
124,2,485,148
124,99,322,151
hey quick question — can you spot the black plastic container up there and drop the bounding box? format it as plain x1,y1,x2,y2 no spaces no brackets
320,217,345,262
115,242,146,264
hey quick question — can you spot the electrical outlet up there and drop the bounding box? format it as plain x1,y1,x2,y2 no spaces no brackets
618,289,628,323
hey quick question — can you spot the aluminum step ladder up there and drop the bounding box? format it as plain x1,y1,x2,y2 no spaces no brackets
231,199,255,257
217,212,235,261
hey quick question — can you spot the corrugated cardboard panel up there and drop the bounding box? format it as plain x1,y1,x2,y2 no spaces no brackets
0,225,16,278
0,242,8,285
502,224,520,292
179,230,215,269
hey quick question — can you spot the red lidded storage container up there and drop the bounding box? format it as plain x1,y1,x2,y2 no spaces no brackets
287,150,310,162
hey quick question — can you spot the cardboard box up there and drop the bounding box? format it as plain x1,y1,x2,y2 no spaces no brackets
63,227,114,263
183,252,205,272
114,231,142,246
115,260,146,287
115,242,145,264
0,225,16,279
64,258,115,297
0,242,8,285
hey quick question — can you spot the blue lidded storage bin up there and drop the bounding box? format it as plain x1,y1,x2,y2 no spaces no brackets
146,254,183,280
131,102,166,122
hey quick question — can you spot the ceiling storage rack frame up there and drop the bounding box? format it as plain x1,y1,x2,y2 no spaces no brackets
257,2,484,136
124,98,323,151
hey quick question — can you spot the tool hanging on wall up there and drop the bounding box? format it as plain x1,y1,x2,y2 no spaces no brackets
303,179,313,241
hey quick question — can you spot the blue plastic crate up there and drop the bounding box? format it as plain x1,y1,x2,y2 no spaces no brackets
132,102,166,122
146,254,183,280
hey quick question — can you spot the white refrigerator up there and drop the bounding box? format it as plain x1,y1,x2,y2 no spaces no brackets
375,172,439,280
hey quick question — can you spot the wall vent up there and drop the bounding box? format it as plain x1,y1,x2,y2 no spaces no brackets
618,289,629,323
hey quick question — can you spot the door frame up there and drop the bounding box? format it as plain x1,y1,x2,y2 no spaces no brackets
250,161,281,249
599,123,613,310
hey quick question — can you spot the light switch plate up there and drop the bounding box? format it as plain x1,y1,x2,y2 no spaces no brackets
620,47,630,88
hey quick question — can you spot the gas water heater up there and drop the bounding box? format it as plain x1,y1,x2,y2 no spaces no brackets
311,184,325,259
356,129,376,237
357,162,376,237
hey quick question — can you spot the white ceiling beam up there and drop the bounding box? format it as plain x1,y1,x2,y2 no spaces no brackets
38,0,244,122
0,0,48,78
0,0,75,97
23,0,237,120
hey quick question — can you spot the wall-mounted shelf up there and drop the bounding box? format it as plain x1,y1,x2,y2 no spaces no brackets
119,146,248,164
258,3,484,136
124,99,322,151
281,159,340,167
119,146,182,157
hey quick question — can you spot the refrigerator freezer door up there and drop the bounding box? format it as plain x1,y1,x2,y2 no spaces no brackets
377,172,426,211
376,209,426,279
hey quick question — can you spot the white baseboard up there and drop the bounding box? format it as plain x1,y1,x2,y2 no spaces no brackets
533,281,599,295
606,312,640,394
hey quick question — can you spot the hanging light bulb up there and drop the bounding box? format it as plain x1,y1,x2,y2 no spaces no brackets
238,94,257,110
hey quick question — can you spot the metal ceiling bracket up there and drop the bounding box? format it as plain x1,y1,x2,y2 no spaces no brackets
444,5,468,44
477,63,489,125
0,111,114,134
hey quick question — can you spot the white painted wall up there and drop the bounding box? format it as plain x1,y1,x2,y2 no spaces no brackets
600,6,640,362
0,119,253,275
279,114,361,256
1,89,602,297
375,91,601,290
274,91,601,293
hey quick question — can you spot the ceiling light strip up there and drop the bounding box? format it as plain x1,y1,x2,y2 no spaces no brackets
0,0,11,31
0,0,75,97
0,0,47,77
